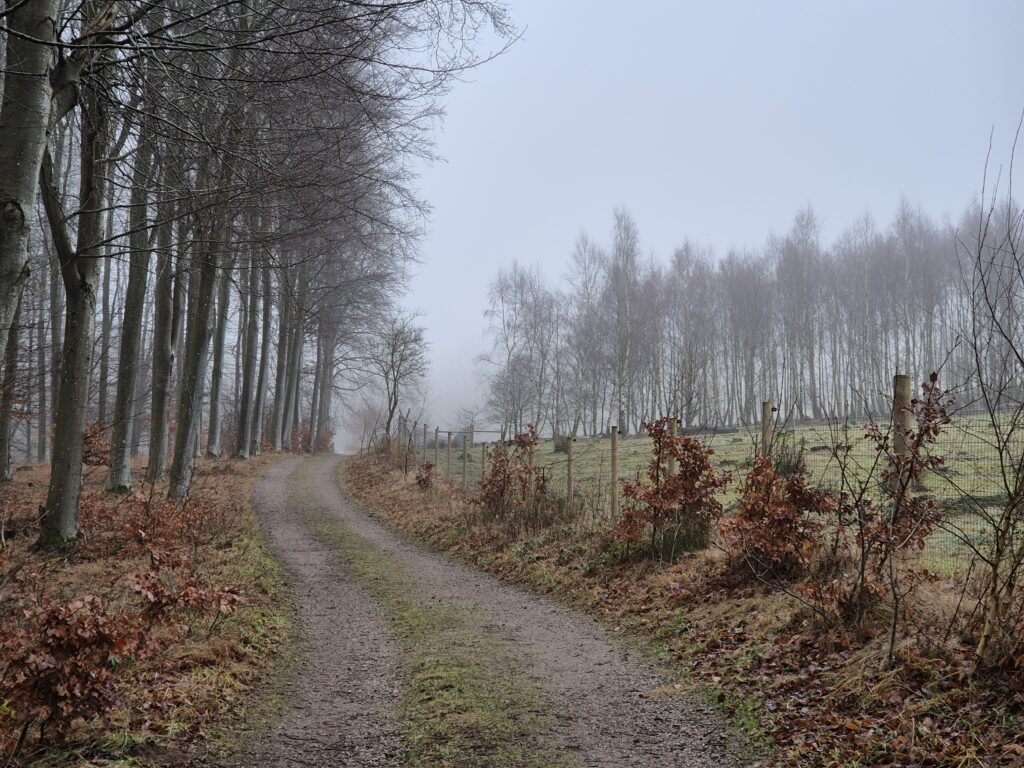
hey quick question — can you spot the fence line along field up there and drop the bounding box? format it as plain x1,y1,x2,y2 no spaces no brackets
388,377,1021,577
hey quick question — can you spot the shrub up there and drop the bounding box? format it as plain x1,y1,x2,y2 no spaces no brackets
797,374,953,668
721,456,830,580
0,539,241,756
614,418,731,561
415,462,434,490
0,595,144,747
475,426,551,532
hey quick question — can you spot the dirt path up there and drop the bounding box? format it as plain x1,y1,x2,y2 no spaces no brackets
240,457,402,767
242,455,747,767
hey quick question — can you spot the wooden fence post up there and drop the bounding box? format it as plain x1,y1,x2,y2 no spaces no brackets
422,422,428,465
761,400,773,457
567,436,575,507
461,435,468,488
480,443,487,484
447,432,453,478
610,425,619,519
412,420,418,455
667,417,677,476
893,374,913,487
434,427,439,468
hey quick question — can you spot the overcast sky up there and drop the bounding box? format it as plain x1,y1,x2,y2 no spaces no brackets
401,0,1023,429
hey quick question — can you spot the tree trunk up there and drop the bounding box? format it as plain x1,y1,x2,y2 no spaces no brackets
0,0,59,371
36,290,47,462
107,122,154,491
171,236,188,398
131,305,151,458
307,333,322,453
97,240,113,425
206,259,232,456
168,220,225,499
0,294,22,481
250,259,272,455
289,327,303,450
282,319,302,451
315,336,332,451
146,200,175,482
49,240,63,437
236,253,260,458
270,271,290,450
38,83,108,546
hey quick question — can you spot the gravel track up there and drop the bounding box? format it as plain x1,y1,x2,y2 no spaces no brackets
239,454,747,767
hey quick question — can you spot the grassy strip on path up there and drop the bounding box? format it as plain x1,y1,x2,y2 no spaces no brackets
291,462,570,768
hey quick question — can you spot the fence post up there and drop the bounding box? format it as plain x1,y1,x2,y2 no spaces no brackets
434,427,439,468
462,435,468,488
480,443,487,484
761,400,773,457
567,436,575,507
610,425,619,519
412,420,418,455
422,422,428,465
893,374,913,477
667,417,677,476
447,431,453,478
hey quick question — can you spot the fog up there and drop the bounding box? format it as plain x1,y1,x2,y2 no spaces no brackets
404,0,1023,427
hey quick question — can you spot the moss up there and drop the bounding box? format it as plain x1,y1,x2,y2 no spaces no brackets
32,525,80,552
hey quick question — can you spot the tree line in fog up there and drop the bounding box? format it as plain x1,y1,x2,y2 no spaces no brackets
481,197,1020,437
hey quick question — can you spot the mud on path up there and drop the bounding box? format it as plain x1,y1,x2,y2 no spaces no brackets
239,454,747,767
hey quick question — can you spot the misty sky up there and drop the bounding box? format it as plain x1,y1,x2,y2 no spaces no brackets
402,1,1024,429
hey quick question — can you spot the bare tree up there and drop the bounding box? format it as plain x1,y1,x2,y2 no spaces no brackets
371,315,429,439
950,138,1024,669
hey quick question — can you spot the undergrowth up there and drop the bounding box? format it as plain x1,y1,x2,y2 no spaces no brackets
0,455,292,767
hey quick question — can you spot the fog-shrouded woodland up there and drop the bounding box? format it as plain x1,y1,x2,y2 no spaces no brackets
479,198,1024,438
0,0,510,545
